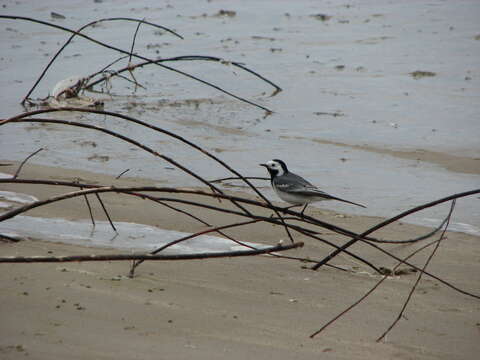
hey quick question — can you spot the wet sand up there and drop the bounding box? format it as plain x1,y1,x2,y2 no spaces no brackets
1,163,479,360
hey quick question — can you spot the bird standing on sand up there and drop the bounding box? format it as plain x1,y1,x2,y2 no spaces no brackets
260,159,366,215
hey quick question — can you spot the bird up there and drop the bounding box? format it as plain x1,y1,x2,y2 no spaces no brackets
259,159,366,215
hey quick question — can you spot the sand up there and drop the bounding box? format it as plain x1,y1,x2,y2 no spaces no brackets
1,163,479,360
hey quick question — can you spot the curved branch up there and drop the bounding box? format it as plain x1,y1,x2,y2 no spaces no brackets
312,188,480,270
86,55,282,95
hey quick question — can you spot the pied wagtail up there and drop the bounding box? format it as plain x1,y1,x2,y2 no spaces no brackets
260,159,366,215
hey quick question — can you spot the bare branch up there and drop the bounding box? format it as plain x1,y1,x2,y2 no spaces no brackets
312,189,480,270
0,241,304,263
376,200,456,342
13,148,43,179
310,200,457,339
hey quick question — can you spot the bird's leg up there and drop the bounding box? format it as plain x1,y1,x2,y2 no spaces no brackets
300,204,308,217
282,204,300,212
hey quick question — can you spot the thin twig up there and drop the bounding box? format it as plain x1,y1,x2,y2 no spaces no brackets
12,16,182,104
310,200,457,339
310,238,441,338
129,18,144,64
3,109,293,241
3,15,272,112
210,176,269,183
81,188,95,228
116,169,130,179
0,177,477,298
311,190,480,270
126,18,144,89
129,219,262,277
86,55,282,95
94,193,117,232
375,200,456,342
13,148,43,179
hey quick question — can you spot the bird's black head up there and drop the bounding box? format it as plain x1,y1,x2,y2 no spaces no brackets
259,159,289,178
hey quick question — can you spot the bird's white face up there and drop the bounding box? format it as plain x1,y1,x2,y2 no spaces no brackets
264,160,286,177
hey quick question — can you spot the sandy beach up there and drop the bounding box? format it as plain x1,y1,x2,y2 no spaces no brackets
1,163,479,360
1,0,479,358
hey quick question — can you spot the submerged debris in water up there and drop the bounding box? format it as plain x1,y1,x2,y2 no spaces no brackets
51,76,86,99
310,14,332,21
410,70,437,79
214,10,237,18
50,12,66,20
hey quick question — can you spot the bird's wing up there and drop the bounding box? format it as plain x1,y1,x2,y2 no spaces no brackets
277,174,366,208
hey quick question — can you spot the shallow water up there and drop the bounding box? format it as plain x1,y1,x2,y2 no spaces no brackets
1,0,479,236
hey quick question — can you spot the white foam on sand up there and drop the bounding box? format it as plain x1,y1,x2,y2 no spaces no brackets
0,215,267,254
0,191,39,204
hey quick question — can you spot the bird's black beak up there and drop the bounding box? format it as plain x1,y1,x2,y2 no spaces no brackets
259,163,267,167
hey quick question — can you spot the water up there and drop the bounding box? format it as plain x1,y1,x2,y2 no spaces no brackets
1,0,479,239
0,215,266,253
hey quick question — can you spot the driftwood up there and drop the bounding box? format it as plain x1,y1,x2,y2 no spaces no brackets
0,241,303,263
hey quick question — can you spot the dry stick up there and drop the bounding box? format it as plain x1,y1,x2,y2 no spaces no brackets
300,210,451,245
139,195,469,281
0,241,304,263
0,175,466,251
0,184,378,273
11,16,182,104
13,148,43,179
116,169,130,179
310,237,444,338
0,108,468,252
126,18,144,89
142,196,480,299
1,111,253,217
289,227,381,273
375,200,456,342
311,189,480,271
0,176,446,248
87,56,147,92
81,188,96,228
2,110,293,242
159,55,282,93
2,15,272,112
94,193,117,232
98,180,256,271
128,196,378,273
93,55,130,79
210,176,270,183
310,200,457,339
16,118,257,224
3,117,222,196
129,219,262,277
86,55,282,95
0,181,476,298
2,167,478,299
